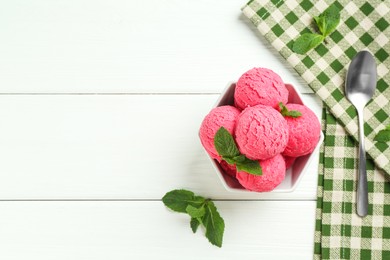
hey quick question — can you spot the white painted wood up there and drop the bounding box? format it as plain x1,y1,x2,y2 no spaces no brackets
0,0,310,94
0,94,321,200
0,1,323,257
0,201,316,259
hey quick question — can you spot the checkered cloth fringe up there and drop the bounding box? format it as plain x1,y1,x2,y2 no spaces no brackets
242,0,390,259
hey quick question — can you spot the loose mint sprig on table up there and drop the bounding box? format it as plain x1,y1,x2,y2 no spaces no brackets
374,125,390,142
162,189,225,247
279,102,302,118
292,3,340,54
214,127,262,175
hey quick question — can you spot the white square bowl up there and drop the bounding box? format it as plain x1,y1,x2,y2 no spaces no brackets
203,82,324,193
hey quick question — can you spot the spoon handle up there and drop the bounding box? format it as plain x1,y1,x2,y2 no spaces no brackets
357,110,368,217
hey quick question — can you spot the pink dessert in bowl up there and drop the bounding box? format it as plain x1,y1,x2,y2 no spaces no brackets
234,67,288,110
199,67,323,193
281,104,321,157
235,105,289,160
236,154,286,192
219,160,237,178
199,105,240,161
283,155,297,170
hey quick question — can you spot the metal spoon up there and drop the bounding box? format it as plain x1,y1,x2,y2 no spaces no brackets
345,51,377,217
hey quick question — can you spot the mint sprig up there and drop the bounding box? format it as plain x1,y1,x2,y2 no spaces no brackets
292,33,324,55
374,125,390,142
279,102,302,118
292,3,340,54
162,189,225,247
161,189,204,213
314,4,340,37
214,126,240,158
214,127,262,176
190,217,201,233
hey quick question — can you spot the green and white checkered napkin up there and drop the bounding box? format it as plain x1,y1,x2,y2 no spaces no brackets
242,0,390,259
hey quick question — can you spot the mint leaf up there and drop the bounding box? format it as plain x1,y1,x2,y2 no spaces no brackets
214,127,262,176
214,127,240,158
186,205,206,218
202,201,225,248
190,218,201,233
314,4,340,37
162,189,205,213
163,190,225,247
292,3,340,54
313,16,327,35
287,110,302,118
222,156,237,165
292,33,324,54
279,101,288,114
279,102,302,118
232,154,246,163
236,158,262,176
374,128,390,142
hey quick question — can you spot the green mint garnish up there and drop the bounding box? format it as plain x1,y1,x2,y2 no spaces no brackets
279,102,302,118
162,189,225,247
314,4,341,37
214,126,240,158
214,127,262,176
190,217,201,233
186,204,206,218
162,189,205,213
374,125,390,142
292,3,340,54
292,33,324,55
202,201,224,248
232,154,246,163
236,157,263,175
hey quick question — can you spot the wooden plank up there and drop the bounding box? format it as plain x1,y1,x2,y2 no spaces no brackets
0,94,321,200
0,201,316,259
0,0,311,94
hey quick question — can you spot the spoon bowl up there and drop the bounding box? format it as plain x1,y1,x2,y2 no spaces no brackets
345,50,377,217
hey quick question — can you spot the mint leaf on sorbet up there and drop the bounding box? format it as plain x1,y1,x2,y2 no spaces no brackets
214,127,262,175
279,102,302,118
232,154,246,163
223,157,237,165
236,158,263,176
214,127,240,158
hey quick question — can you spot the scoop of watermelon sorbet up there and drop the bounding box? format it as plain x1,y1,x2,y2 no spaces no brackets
235,105,289,160
234,67,288,110
282,104,321,157
219,160,237,178
199,105,241,161
236,154,286,192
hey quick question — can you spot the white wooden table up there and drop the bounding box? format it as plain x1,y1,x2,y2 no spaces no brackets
0,1,323,259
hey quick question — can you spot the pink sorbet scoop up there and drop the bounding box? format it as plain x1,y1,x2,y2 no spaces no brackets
199,105,241,161
236,154,286,192
234,67,288,110
219,160,237,178
282,104,321,157
235,105,289,160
